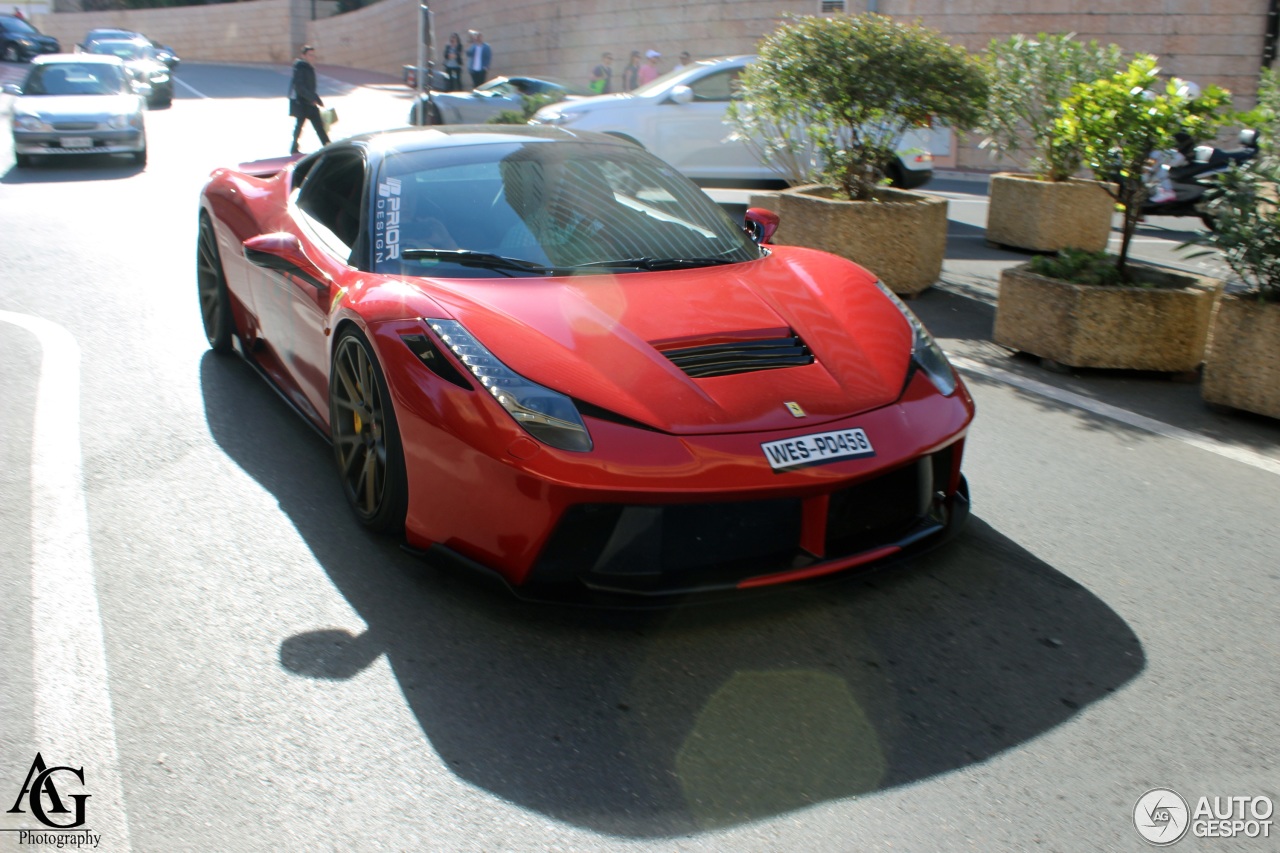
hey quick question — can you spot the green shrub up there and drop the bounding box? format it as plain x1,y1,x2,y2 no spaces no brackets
729,13,987,200
1056,54,1231,281
1028,249,1125,287
979,33,1124,181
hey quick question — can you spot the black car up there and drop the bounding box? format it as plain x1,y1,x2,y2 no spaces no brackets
0,14,60,62
82,28,180,69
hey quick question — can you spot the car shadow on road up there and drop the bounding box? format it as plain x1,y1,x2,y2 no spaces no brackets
200,351,1145,839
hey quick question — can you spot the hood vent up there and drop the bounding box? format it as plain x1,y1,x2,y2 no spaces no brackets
660,335,815,379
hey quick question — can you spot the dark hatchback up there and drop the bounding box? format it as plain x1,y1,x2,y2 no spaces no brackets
0,15,60,62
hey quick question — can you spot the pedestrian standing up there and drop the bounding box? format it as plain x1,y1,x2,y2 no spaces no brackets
466,30,492,88
288,44,329,154
590,52,613,94
637,49,661,86
442,32,463,92
622,50,641,91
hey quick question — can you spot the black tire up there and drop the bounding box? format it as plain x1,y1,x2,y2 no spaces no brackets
409,100,442,126
329,328,409,534
196,214,235,353
132,146,147,166
2,45,19,63
14,153,32,168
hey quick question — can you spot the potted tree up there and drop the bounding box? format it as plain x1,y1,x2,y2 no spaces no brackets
729,13,988,296
1184,69,1280,418
978,33,1125,252
993,55,1230,372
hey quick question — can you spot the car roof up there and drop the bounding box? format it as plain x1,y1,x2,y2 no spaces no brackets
33,53,126,67
343,124,628,158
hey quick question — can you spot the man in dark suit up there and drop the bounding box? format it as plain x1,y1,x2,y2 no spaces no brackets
288,44,329,154
465,30,492,88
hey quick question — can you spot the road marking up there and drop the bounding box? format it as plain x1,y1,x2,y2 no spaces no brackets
0,311,132,851
174,76,209,98
951,354,1280,478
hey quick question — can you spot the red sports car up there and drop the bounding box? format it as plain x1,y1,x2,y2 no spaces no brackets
197,126,973,600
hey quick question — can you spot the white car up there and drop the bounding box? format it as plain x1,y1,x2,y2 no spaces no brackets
531,55,943,188
5,54,147,168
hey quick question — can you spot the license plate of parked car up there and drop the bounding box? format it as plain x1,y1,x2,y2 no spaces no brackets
61,137,92,148
761,428,875,471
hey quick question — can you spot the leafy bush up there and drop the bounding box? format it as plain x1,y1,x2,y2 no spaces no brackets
488,93,560,125
1184,69,1280,303
1028,249,1125,287
1056,54,1231,281
979,33,1124,181
729,13,988,200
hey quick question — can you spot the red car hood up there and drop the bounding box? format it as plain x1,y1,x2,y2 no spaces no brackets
422,247,914,435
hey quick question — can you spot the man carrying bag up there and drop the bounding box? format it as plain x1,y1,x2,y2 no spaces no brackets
288,45,330,154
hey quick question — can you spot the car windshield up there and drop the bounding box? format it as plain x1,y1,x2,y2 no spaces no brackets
23,62,129,96
371,138,761,276
3,16,38,34
87,41,150,61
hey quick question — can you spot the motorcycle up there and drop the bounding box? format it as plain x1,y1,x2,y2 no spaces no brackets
1140,128,1260,228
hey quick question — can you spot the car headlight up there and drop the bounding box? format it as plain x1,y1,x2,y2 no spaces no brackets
108,113,142,129
151,73,169,84
426,319,593,452
875,280,958,396
14,115,51,132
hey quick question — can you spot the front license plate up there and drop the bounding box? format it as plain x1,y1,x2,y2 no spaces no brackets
61,137,92,148
761,427,875,471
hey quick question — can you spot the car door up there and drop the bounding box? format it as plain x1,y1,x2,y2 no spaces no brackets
260,147,367,426
650,65,768,180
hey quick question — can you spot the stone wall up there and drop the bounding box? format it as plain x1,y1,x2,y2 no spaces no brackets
32,0,336,66
32,0,1270,171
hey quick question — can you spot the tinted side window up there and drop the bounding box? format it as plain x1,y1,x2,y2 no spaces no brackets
295,150,367,255
688,69,741,102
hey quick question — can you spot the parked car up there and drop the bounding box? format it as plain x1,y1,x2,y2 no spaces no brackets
0,13,60,62
5,54,147,167
195,125,973,601
531,55,942,188
82,28,180,69
84,38,173,107
408,75,585,126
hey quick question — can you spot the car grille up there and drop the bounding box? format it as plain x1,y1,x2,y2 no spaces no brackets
530,444,958,594
51,122,100,132
659,334,815,378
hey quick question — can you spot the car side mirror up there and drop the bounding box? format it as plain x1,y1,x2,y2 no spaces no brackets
669,85,694,105
744,207,779,244
243,233,332,291
1,83,20,96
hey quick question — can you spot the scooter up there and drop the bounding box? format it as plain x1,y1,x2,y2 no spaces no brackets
1141,128,1260,228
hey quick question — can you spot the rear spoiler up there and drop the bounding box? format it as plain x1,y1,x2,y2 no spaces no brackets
237,152,305,178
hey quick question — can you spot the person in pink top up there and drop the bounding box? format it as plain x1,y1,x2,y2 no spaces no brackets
637,49,661,86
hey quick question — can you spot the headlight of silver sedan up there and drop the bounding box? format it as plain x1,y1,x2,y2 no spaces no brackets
107,113,143,130
14,115,52,132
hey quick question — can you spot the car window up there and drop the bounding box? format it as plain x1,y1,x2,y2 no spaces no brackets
25,63,129,96
3,16,38,35
688,69,742,102
295,149,368,260
370,139,758,276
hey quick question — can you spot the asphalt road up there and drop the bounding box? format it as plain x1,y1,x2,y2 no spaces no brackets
1,61,1278,852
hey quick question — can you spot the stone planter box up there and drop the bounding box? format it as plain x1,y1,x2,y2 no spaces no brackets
986,173,1116,253
1202,292,1280,419
750,184,947,297
993,261,1220,372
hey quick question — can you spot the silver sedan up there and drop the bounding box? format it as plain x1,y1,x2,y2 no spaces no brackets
407,76,583,126
5,54,147,167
